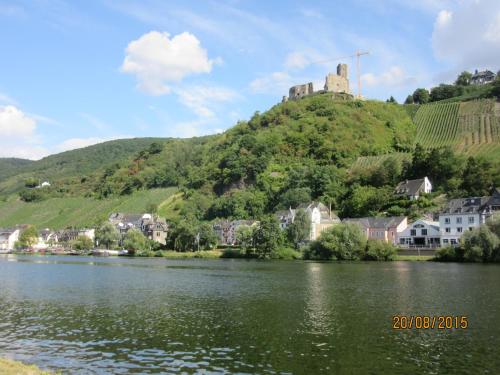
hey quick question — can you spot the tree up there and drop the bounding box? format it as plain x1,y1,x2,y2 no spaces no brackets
461,226,499,262
254,215,282,258
386,96,397,103
197,222,218,250
404,95,414,104
430,84,463,102
236,225,255,255
173,222,197,251
24,178,38,188
95,222,119,249
461,157,493,196
123,228,147,254
287,209,311,248
492,79,500,98
18,225,38,249
455,71,472,86
309,223,366,260
412,88,430,104
71,236,94,251
279,187,311,209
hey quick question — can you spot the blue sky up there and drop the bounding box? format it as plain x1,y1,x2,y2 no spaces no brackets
0,0,499,159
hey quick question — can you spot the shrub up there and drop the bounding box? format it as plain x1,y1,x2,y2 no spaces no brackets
308,223,366,260
363,240,397,261
435,246,461,262
271,247,302,260
461,226,498,262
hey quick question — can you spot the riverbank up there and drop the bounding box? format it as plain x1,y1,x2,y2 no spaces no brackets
8,249,435,261
0,358,50,374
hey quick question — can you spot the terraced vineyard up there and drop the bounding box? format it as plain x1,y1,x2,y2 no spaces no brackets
353,99,500,169
414,102,461,147
414,100,500,156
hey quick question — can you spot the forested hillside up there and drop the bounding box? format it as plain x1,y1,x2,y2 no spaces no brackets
0,138,168,194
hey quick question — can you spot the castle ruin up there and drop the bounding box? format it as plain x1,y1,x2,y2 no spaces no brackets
324,63,349,93
284,63,350,102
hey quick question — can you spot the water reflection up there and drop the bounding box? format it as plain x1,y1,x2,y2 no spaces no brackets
0,256,498,374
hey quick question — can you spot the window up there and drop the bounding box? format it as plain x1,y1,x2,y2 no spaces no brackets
421,229,428,236
443,239,449,244
444,217,450,224
456,217,462,224
410,229,416,236
469,227,473,231
445,227,451,233
451,239,457,245
468,217,475,224
457,227,463,233
400,238,405,244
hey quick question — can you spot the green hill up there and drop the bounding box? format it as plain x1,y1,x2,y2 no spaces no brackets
1,93,498,227
0,187,177,228
0,138,168,194
0,158,33,181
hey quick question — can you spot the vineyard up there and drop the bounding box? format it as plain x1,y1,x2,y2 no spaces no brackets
414,99,500,157
352,99,500,169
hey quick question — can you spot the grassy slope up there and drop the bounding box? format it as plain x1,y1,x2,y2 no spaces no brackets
0,137,167,194
0,358,50,375
0,187,177,228
0,158,33,181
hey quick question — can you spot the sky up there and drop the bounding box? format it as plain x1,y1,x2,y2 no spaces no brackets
0,0,499,160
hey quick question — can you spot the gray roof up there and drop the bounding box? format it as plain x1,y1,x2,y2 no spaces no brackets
343,216,406,229
472,70,495,79
395,178,426,196
441,197,490,214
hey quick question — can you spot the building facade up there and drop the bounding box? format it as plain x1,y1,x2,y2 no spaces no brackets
343,216,407,245
213,220,259,246
109,213,168,246
397,219,441,248
0,228,20,251
395,177,432,200
275,202,341,241
470,69,496,85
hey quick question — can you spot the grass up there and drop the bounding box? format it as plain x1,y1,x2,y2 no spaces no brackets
0,358,51,374
0,187,177,229
395,255,434,261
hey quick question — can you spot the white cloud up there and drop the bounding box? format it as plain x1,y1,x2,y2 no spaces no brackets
284,52,310,70
432,0,500,69
176,85,239,118
0,105,36,137
0,105,49,159
121,31,218,95
362,66,417,88
250,72,294,94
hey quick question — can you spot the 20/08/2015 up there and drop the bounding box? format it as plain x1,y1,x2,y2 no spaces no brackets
392,315,468,330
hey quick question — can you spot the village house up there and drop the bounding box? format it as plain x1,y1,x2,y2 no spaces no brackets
470,69,496,85
0,228,20,251
394,177,432,200
213,220,259,246
343,216,407,245
275,202,341,241
439,189,500,246
109,213,169,245
56,228,95,244
33,228,58,250
397,219,441,248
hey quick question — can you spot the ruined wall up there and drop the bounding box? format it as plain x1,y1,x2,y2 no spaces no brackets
324,63,350,94
289,82,314,100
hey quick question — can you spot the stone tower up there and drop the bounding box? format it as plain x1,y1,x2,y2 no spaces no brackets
324,63,350,94
337,63,348,79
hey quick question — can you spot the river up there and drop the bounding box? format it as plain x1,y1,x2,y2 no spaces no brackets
0,255,498,374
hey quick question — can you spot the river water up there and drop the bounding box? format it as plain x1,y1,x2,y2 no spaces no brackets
0,255,498,374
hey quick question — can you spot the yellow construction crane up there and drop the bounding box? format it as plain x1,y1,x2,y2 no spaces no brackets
312,50,370,98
